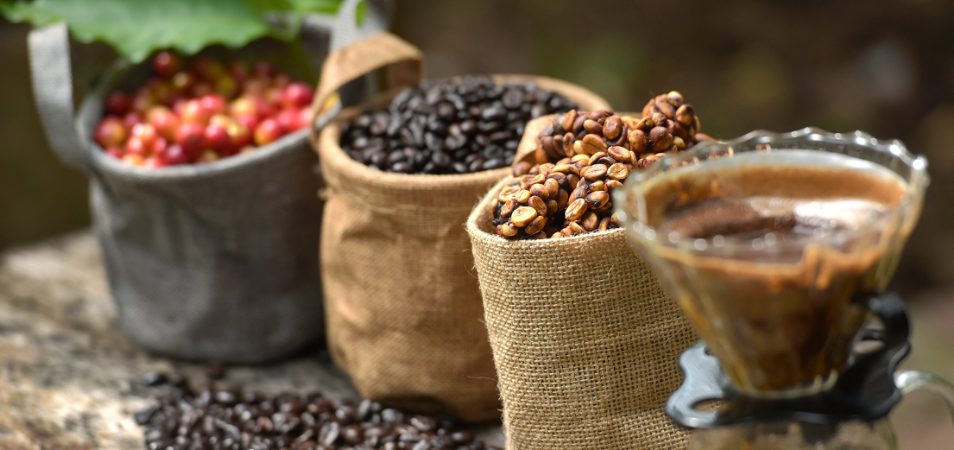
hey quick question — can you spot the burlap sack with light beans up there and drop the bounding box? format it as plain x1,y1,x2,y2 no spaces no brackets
466,115,695,446
310,33,612,421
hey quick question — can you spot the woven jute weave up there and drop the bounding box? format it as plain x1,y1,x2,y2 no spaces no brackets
466,115,695,446
312,33,611,421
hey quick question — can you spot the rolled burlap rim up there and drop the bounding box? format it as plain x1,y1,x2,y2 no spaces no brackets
310,32,614,422
317,75,610,211
465,113,695,447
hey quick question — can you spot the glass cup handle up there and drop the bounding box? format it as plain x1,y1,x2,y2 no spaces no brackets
895,370,954,430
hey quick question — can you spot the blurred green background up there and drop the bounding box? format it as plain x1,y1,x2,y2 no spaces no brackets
1,0,953,294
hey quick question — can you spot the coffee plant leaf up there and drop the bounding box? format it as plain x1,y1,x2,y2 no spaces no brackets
1,0,343,62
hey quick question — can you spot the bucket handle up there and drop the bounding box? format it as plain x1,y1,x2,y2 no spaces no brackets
28,23,91,172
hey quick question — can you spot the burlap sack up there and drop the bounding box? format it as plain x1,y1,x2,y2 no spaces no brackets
466,115,696,447
311,33,611,421
25,0,392,363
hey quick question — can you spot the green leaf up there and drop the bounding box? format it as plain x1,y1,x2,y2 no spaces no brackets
1,0,344,63
284,0,341,15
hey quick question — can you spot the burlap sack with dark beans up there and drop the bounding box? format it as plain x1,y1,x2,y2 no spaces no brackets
311,33,611,422
466,117,695,446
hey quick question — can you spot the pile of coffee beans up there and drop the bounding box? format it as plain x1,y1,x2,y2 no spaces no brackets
494,91,710,239
339,75,577,174
95,51,315,168
135,373,499,450
521,92,708,170
494,147,635,239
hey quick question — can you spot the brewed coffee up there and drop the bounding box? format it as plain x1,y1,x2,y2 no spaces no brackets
637,151,910,395
659,197,887,243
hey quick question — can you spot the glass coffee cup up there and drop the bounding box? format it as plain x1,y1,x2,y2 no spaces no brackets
615,128,954,449
614,128,928,397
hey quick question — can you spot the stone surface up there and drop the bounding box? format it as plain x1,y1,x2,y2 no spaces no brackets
1,231,953,449
0,232,504,449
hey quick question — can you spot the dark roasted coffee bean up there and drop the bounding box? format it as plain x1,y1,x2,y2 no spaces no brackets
134,406,158,425
388,149,407,164
431,151,451,170
320,422,340,446
409,415,437,432
143,371,168,387
476,120,501,133
214,390,238,405
380,408,404,424
369,151,388,169
424,132,442,151
341,75,576,174
481,158,504,171
502,89,524,109
335,404,358,424
450,430,475,444
390,162,412,173
452,162,468,174
136,373,492,450
413,150,429,168
444,133,466,150
459,119,476,134
480,106,505,121
342,425,364,445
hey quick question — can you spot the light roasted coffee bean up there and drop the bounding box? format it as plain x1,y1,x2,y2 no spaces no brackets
525,216,548,235
586,191,610,210
496,93,711,239
581,212,600,231
603,116,622,141
528,196,548,216
607,163,629,180
581,164,607,181
565,198,588,222
511,206,538,227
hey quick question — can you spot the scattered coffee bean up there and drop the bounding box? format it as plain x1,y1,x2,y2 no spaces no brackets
143,371,169,387
410,415,437,432
341,75,577,174
134,373,500,450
